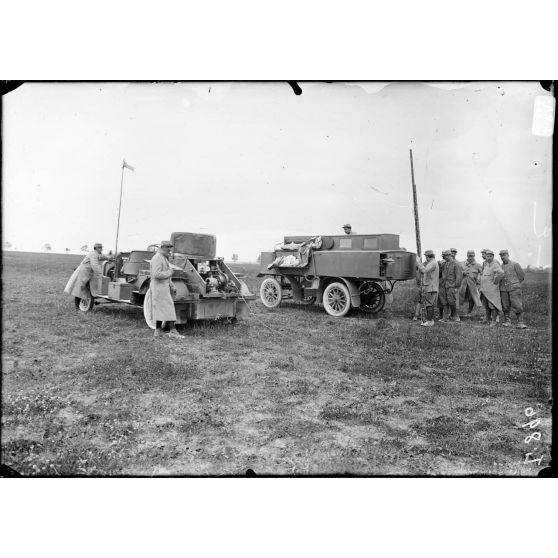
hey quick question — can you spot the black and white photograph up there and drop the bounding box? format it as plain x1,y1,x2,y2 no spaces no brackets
2,80,553,477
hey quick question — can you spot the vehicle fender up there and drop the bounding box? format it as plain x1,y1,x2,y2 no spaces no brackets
318,277,361,308
137,275,150,294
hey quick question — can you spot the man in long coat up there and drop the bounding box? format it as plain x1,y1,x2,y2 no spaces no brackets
459,250,482,318
479,249,504,326
435,254,446,320
148,240,183,338
499,249,527,329
64,242,109,310
438,249,463,322
416,249,439,327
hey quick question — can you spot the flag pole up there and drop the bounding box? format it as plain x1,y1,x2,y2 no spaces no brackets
115,160,125,256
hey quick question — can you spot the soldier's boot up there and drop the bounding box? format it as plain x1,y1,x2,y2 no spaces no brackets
516,313,527,329
489,309,499,326
154,329,164,338
502,313,511,327
421,307,434,326
168,328,184,339
450,305,461,322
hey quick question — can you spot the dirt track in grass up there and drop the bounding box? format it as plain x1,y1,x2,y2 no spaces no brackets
1,251,552,476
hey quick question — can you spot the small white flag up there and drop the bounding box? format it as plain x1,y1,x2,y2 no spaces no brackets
123,159,135,172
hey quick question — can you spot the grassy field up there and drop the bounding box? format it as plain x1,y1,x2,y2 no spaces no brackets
1,251,552,476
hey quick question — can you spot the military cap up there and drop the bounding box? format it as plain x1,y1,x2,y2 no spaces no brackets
485,249,494,256
93,242,103,249
450,248,458,253
467,250,475,256
342,224,351,228
424,249,434,257
481,248,489,253
441,249,451,256
499,249,509,255
160,240,174,247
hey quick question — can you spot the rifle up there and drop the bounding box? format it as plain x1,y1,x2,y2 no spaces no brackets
410,149,426,323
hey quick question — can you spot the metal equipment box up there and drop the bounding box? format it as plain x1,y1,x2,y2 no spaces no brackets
108,282,133,301
98,276,110,296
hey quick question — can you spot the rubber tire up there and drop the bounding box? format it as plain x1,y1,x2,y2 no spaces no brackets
323,282,351,317
359,281,386,314
143,289,156,329
260,277,282,308
78,294,94,312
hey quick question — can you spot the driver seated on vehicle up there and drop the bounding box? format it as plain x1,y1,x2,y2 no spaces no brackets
342,224,357,235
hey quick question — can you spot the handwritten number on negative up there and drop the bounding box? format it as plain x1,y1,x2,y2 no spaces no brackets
521,418,541,429
524,432,541,444
524,453,544,466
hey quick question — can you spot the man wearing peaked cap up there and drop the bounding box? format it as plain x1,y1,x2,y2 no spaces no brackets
459,250,483,317
342,224,356,235
478,249,492,322
64,242,111,310
434,251,448,319
499,250,527,329
479,249,504,326
415,250,439,326
412,250,434,321
146,240,184,339
450,248,459,263
438,249,463,322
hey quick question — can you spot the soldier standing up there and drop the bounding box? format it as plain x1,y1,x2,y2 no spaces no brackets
438,249,463,322
479,249,489,322
479,249,504,326
459,250,483,318
148,240,183,339
499,250,527,329
480,249,488,268
415,250,439,327
435,253,446,320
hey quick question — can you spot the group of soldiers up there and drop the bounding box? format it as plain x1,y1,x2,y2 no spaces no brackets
64,240,185,339
415,247,527,328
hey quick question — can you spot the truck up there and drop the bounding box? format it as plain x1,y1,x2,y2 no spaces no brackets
257,233,415,317
77,232,254,327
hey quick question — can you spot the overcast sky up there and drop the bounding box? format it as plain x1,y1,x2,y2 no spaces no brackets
2,81,553,265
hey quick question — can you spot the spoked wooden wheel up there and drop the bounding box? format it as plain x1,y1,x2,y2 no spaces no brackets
143,289,156,329
359,281,386,313
260,277,282,308
323,282,351,317
78,294,94,312
301,295,316,305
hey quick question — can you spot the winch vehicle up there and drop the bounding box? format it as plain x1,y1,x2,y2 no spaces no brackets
257,233,415,317
78,232,254,327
